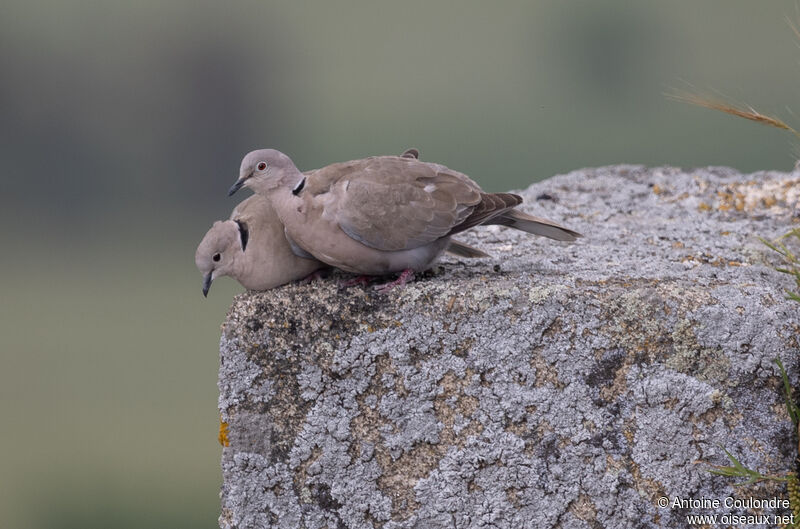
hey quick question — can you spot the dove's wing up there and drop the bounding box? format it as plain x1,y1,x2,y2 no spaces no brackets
305,156,521,251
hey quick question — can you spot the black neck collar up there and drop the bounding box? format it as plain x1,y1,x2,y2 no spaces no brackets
292,177,306,196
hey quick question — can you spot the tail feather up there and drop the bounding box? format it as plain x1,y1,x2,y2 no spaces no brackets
490,209,582,241
446,239,491,258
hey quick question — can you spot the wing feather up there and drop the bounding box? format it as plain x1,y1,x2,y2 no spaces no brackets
315,156,483,251
444,192,523,236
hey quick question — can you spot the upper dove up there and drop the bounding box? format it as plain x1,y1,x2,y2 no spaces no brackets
227,149,581,289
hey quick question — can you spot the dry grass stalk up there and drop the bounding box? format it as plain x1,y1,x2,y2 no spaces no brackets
666,90,800,141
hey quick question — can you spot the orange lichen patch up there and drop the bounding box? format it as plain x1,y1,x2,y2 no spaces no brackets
652,184,664,195
672,241,685,249
681,254,747,268
702,179,800,214
219,418,230,447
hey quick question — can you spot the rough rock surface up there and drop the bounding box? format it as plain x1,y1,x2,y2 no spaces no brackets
218,166,800,529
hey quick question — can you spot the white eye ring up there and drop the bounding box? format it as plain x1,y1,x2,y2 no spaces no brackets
257,161,267,171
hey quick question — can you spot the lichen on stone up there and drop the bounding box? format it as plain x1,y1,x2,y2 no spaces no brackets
218,166,800,529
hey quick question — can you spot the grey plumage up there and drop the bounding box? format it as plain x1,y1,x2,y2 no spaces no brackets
228,149,581,276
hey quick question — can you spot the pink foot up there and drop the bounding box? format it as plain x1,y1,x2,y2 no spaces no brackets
299,269,329,285
374,268,416,293
340,275,374,288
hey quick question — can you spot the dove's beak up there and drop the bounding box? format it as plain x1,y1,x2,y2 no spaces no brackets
202,272,213,297
228,178,245,197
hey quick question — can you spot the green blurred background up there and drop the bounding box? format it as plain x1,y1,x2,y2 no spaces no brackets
2,1,800,527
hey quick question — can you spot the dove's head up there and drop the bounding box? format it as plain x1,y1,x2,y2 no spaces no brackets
195,220,248,297
228,149,302,197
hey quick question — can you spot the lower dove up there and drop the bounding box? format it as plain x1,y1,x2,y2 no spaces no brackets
195,194,324,296
197,191,485,295
227,149,581,290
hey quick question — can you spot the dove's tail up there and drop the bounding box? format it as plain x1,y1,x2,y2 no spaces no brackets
446,240,491,259
489,209,582,241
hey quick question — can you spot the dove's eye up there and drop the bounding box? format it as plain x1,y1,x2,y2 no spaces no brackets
257,162,267,171
212,253,221,262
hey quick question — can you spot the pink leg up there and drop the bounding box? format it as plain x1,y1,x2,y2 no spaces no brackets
374,268,416,293
299,269,329,285
340,275,374,287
